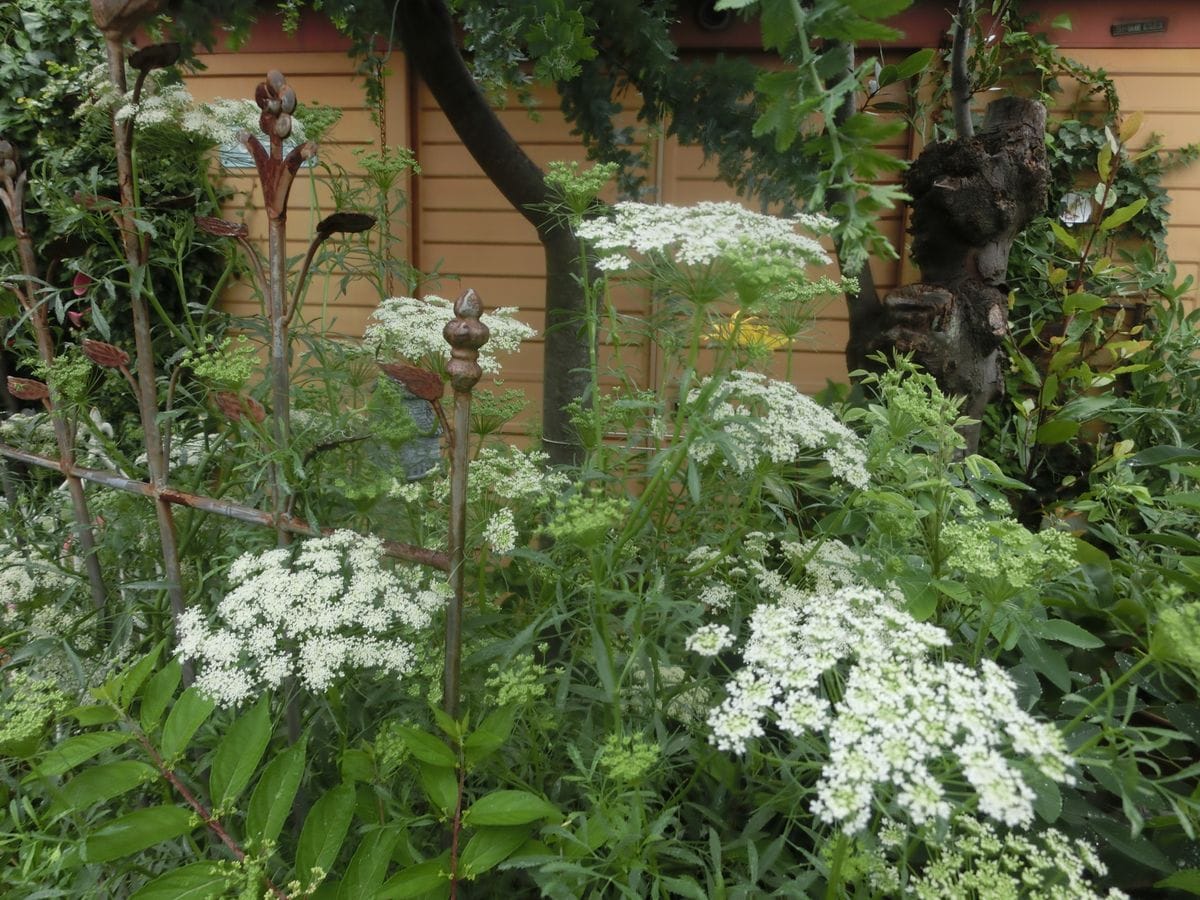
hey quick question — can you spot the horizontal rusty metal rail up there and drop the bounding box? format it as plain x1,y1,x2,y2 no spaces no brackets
0,441,449,572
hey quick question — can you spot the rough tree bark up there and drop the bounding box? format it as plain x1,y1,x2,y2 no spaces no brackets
394,0,589,465
854,97,1048,450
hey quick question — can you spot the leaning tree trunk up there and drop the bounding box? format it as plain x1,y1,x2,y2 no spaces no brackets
858,97,1048,450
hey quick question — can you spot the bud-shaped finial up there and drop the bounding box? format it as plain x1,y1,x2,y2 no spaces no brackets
443,289,490,394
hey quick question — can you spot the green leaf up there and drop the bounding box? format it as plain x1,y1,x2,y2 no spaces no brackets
1166,704,1200,744
420,762,458,816
1062,292,1105,315
460,826,529,879
160,688,216,761
379,855,450,899
296,783,356,888
139,658,182,733
1131,446,1200,467
395,726,457,768
119,641,164,710
340,748,375,783
1051,13,1072,29
1049,220,1079,253
1156,869,1200,895
1017,635,1071,692
463,790,558,827
464,706,517,766
67,705,120,726
713,0,756,9
210,694,272,809
1099,197,1147,232
28,732,132,781
247,737,306,849
895,48,935,80
1028,619,1104,649
48,760,158,818
1025,769,1062,823
1035,418,1080,445
129,862,230,900
84,805,196,863
337,828,402,900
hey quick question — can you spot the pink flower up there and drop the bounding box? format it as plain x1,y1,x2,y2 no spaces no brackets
72,272,93,296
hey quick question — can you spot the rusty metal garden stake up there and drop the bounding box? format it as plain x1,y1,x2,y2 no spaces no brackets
441,289,489,718
239,70,316,548
0,140,108,611
98,29,188,626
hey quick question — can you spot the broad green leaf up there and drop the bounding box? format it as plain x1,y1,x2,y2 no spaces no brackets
139,659,182,733
119,641,164,710
1049,220,1079,253
1062,292,1105,315
464,706,517,766
340,748,375,783
1017,635,1071,692
1156,869,1200,895
895,48,935,80
129,862,230,900
1097,142,1113,181
28,732,132,781
48,760,158,818
1118,110,1144,143
296,783,356,888
931,579,971,602
463,790,558,827
1025,769,1062,823
395,726,457,768
1050,13,1072,29
379,855,450,899
1100,197,1147,232
1028,619,1104,649
83,805,195,863
337,827,402,900
1035,418,1079,445
247,737,306,848
210,695,272,809
420,762,458,816
160,688,216,761
1131,446,1200,467
1165,704,1200,744
67,705,120,727
460,825,529,879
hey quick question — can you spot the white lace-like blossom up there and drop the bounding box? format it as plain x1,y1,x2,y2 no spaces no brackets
705,580,1074,834
483,507,519,555
575,201,834,274
365,296,537,375
685,623,734,657
177,531,447,706
688,371,869,489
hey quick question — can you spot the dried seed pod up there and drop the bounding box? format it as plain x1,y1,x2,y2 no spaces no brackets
380,362,445,403
267,70,286,93
7,376,49,401
279,86,297,114
82,338,131,369
316,211,376,237
195,215,249,239
273,114,292,139
129,42,181,72
213,390,266,424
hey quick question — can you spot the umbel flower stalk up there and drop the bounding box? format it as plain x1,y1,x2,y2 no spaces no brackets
96,10,187,627
0,140,108,612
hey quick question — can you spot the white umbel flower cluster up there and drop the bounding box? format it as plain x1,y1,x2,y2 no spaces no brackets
574,201,834,274
702,579,1074,834
688,371,869,489
365,296,537,375
177,531,447,706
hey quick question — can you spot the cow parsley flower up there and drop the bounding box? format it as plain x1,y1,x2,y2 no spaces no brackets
365,295,537,375
705,579,1074,835
483,507,518,555
575,201,833,279
688,371,869,489
686,623,734,657
177,531,447,706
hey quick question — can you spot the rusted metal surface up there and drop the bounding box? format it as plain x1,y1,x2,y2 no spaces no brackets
100,30,188,626
0,140,108,611
441,289,490,717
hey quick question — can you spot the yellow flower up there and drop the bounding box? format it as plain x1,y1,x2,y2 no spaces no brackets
708,310,789,350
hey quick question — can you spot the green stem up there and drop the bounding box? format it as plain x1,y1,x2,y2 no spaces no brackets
825,830,850,900
1063,653,1153,736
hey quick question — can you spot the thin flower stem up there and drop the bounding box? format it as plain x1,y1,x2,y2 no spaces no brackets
1062,652,1153,737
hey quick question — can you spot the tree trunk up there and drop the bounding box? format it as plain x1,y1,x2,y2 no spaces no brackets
858,97,1048,449
395,0,588,465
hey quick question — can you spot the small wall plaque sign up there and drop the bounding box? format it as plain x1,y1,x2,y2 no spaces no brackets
1111,18,1168,37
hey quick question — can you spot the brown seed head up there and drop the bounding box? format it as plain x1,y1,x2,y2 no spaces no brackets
380,362,445,403
7,376,49,402
81,339,131,369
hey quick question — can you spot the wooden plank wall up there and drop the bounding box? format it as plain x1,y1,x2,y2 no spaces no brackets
186,30,1200,429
